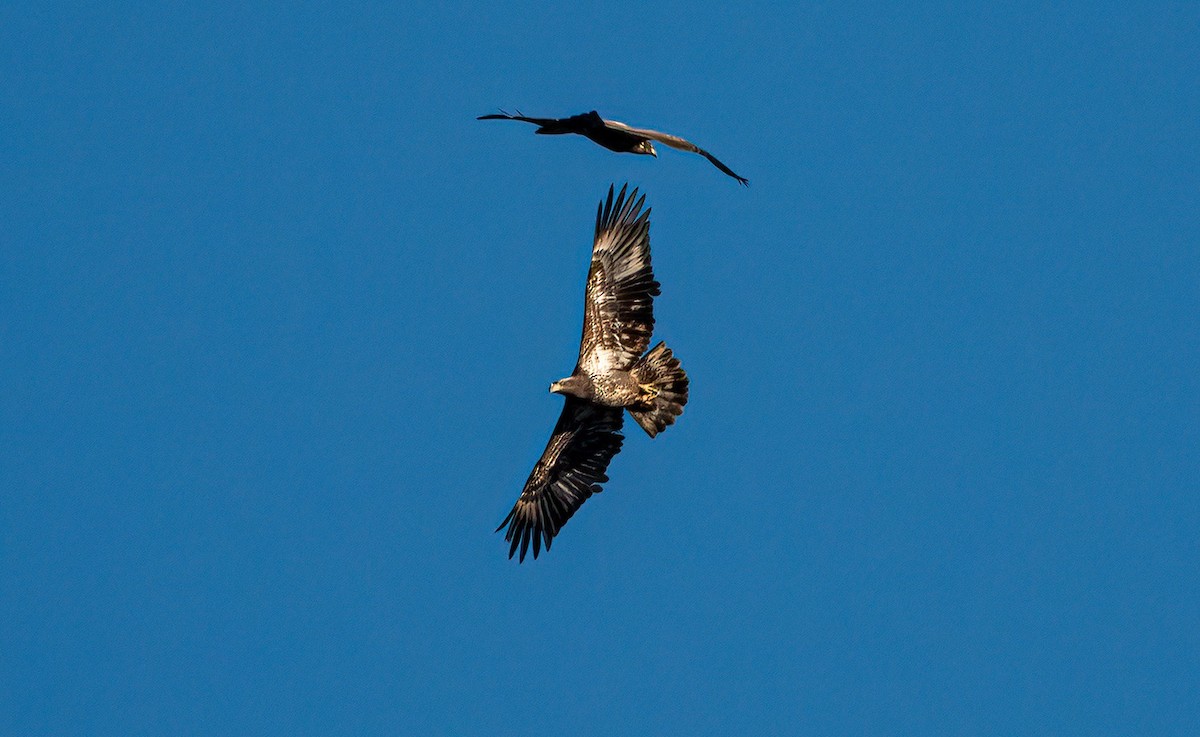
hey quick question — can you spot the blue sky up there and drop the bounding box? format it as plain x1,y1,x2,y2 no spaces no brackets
2,3,1197,735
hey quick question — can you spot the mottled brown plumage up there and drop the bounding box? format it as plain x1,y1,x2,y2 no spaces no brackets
478,110,749,185
497,184,690,562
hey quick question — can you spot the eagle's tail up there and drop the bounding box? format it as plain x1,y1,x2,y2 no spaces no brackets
629,342,689,438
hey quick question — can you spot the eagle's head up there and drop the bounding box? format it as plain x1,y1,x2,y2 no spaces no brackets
549,375,591,399
634,140,657,157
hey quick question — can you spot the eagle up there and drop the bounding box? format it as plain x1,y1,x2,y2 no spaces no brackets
497,184,690,562
477,110,749,186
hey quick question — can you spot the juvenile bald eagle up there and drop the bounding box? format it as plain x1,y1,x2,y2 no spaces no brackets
478,110,749,186
497,184,689,562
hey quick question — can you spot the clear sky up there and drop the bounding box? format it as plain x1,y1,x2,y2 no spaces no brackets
2,3,1197,735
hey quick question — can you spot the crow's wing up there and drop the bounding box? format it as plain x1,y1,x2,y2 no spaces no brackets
604,119,749,185
477,110,604,136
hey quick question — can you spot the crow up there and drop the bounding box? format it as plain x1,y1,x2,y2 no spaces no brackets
478,110,748,185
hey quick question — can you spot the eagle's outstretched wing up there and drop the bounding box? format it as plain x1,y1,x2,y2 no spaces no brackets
497,398,625,562
604,119,749,185
577,184,659,375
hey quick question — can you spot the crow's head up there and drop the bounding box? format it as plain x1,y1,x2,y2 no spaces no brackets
633,140,657,157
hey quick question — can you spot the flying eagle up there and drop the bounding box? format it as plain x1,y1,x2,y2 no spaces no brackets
477,110,749,186
497,184,690,562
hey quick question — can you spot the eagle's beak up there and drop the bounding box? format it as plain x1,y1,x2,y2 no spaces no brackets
549,382,562,394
